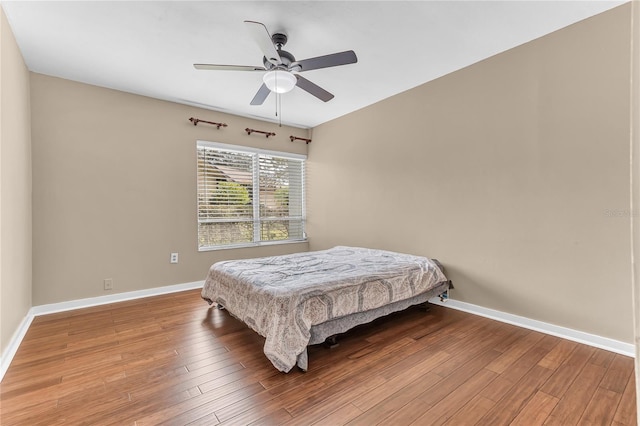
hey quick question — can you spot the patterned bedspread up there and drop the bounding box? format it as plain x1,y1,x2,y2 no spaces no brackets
201,246,448,372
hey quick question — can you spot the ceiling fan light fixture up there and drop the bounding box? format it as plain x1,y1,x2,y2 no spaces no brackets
263,70,297,93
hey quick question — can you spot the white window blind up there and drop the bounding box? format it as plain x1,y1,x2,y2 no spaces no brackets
197,141,306,250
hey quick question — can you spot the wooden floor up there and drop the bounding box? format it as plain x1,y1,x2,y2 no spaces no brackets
0,289,635,425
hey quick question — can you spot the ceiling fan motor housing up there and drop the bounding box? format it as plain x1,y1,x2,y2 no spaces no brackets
263,48,296,70
272,33,287,47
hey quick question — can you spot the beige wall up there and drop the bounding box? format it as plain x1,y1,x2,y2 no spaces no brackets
0,9,32,355
308,5,633,342
630,0,639,413
30,74,308,305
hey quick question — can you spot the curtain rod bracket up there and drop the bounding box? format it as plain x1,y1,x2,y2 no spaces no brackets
189,117,227,129
290,136,312,144
245,128,276,138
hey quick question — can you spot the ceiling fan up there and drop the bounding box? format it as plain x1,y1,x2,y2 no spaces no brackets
194,21,358,105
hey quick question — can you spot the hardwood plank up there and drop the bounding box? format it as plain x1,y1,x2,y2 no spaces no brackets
485,331,546,374
347,372,443,425
544,362,609,425
283,360,387,417
217,391,291,425
589,347,616,368
351,350,450,411
247,407,294,425
476,364,554,425
579,386,622,425
0,290,634,426
366,308,451,343
499,335,558,384
510,390,559,426
490,325,530,353
614,374,638,426
134,381,265,425
479,376,516,403
537,339,577,370
373,349,502,425
444,395,496,425
185,412,220,426
282,375,388,426
600,354,635,394
539,344,595,398
0,398,59,426
106,369,256,424
311,403,363,425
471,333,556,411
284,337,442,416
410,367,499,425
0,375,62,399
214,383,296,424
371,337,456,381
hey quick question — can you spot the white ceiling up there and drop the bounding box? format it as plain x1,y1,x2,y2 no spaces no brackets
2,1,625,129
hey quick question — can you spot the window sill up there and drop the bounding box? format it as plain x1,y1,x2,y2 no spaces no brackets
198,239,308,252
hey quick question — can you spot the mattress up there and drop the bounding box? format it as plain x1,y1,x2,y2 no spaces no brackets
201,246,449,372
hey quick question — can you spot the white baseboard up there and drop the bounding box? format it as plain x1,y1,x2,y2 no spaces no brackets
0,280,204,382
30,280,204,317
0,312,35,383
429,298,635,357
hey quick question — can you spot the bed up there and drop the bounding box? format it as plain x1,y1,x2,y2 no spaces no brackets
201,246,451,372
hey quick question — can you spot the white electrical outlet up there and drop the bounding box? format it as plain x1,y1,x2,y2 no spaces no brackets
104,278,113,291
170,253,179,264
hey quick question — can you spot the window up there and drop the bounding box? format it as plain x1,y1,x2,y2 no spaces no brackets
197,141,306,250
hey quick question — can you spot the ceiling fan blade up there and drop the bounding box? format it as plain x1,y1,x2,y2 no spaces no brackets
293,50,357,72
250,83,271,105
244,20,281,66
295,75,334,102
194,64,266,71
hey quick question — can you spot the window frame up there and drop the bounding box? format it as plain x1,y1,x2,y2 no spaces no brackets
197,140,307,251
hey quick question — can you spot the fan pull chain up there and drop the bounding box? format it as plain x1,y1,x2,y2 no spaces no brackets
274,91,282,127
274,71,279,119
278,93,282,127
273,71,282,127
